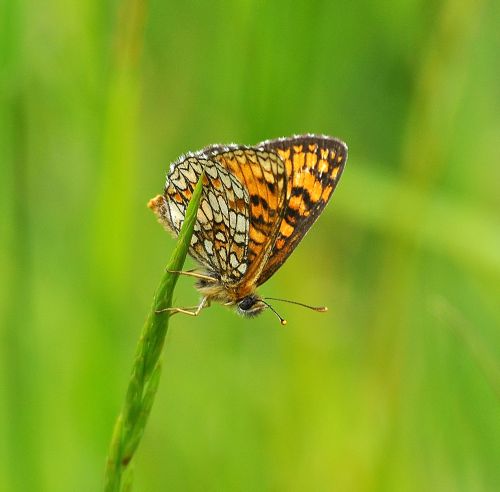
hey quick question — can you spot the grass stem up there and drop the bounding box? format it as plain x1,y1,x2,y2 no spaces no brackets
103,175,204,491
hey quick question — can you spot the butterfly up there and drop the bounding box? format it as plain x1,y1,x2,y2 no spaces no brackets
148,134,348,324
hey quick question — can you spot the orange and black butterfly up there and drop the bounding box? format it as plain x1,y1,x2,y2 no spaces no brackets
149,134,348,324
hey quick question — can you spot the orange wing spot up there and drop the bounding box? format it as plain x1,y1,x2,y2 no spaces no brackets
214,239,225,250
280,221,294,238
252,204,265,218
293,145,303,153
308,143,318,152
337,154,343,163
275,238,286,250
251,162,263,179
306,151,318,169
293,151,305,171
330,149,337,160
231,243,245,258
288,194,303,211
210,178,222,189
249,228,267,244
236,200,247,212
277,148,291,161
172,192,185,203
302,172,317,192
331,166,340,179
318,159,329,174
310,180,324,202
320,148,329,159
321,185,333,201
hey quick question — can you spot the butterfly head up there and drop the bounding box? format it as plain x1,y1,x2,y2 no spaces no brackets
236,294,287,325
236,294,266,317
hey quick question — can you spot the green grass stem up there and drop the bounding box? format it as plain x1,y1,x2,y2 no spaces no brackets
103,176,204,492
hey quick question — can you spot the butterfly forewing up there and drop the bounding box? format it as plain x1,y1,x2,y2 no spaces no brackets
256,135,348,285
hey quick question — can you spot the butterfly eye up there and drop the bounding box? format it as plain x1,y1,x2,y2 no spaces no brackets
238,296,256,311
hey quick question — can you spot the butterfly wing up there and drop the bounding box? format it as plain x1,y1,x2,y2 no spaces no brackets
150,135,345,290
256,135,348,286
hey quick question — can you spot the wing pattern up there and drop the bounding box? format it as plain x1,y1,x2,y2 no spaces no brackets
256,135,348,285
150,135,346,290
154,145,287,286
203,146,287,288
161,155,250,284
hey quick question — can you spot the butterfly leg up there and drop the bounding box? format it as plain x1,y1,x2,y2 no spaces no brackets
166,269,217,283
156,296,209,317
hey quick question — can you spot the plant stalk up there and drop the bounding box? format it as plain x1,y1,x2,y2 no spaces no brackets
103,175,204,491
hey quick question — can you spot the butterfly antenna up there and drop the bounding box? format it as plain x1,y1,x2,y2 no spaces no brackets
261,300,287,326
263,297,328,313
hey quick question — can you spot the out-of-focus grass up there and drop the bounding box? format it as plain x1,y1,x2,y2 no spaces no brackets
1,0,499,491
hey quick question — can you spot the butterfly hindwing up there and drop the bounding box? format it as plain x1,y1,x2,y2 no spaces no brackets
163,155,251,284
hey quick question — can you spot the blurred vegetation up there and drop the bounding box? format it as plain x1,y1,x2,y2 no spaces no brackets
1,0,499,491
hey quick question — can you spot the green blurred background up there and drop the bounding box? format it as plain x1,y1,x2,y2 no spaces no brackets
1,0,499,490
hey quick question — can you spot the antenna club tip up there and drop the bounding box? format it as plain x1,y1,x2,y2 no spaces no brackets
319,306,328,312
281,319,287,326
